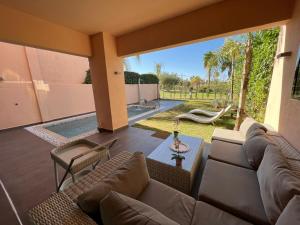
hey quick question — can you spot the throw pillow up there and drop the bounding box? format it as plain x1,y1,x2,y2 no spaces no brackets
257,145,300,224
77,152,150,222
243,133,273,169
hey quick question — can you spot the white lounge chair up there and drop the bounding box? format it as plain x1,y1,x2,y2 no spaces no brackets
189,104,232,117
175,108,226,125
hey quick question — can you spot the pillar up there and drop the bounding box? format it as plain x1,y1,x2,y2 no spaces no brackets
89,32,128,131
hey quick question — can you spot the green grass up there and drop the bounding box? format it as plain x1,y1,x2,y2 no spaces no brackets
133,100,235,143
160,90,228,101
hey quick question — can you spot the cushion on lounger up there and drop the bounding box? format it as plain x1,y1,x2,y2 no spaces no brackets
243,133,273,169
100,191,179,225
77,152,150,223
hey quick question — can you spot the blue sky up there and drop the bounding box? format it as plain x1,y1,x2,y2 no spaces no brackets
125,37,226,80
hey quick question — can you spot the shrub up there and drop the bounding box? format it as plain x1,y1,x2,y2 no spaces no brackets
83,70,92,84
124,71,140,84
140,74,159,84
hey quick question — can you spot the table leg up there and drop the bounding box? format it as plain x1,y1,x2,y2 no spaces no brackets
53,161,59,190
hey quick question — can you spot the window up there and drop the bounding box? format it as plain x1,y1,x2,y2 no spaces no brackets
292,48,300,99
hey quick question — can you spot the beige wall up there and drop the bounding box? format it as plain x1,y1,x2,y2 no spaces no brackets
125,84,159,104
265,0,300,150
0,42,93,130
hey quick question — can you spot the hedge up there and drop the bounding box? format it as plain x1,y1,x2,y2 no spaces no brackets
140,74,159,84
124,71,158,84
124,71,140,84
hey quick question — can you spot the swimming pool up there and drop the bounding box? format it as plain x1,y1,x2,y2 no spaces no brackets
26,100,183,146
46,106,155,138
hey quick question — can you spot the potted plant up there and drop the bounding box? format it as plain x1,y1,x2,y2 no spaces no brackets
171,153,185,167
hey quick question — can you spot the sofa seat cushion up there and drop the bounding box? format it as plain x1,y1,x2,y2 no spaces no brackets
209,140,252,169
191,201,253,225
100,191,179,225
138,179,196,225
198,159,269,225
212,128,245,144
275,195,300,225
257,145,300,224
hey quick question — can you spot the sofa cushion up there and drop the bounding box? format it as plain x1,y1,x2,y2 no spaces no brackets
212,128,245,144
243,133,273,169
257,145,300,224
209,140,252,169
275,195,300,225
198,159,269,225
100,191,179,225
246,123,267,139
138,179,195,225
77,152,150,222
239,117,257,136
191,201,253,225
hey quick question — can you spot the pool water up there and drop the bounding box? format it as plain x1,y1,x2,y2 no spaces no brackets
45,106,155,138
44,100,183,138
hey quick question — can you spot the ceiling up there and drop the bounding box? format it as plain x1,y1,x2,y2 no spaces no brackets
0,0,222,35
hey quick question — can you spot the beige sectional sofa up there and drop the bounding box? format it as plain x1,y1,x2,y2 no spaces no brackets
29,118,300,225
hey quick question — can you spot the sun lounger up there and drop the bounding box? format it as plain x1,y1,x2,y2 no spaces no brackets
175,108,226,125
189,104,232,117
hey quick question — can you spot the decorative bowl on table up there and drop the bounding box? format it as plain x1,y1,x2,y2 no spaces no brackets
169,142,190,153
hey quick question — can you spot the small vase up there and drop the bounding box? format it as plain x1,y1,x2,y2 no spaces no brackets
176,158,182,167
174,131,179,139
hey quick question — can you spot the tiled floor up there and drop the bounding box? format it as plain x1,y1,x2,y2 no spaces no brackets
0,125,209,225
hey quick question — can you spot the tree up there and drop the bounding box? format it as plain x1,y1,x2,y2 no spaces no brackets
155,63,163,77
234,33,253,130
190,76,202,98
219,39,241,102
159,73,180,89
203,51,218,89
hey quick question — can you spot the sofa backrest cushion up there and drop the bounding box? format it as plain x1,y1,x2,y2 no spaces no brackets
257,145,300,224
243,133,273,169
100,191,179,225
239,117,257,136
246,123,267,140
77,152,150,222
275,195,300,225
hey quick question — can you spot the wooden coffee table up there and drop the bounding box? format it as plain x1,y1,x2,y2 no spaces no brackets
147,134,204,194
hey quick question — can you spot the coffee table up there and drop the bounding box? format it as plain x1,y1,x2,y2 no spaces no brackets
147,134,204,194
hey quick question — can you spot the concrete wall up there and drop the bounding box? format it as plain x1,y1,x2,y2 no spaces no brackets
0,42,92,130
0,41,158,129
265,0,300,150
125,84,159,104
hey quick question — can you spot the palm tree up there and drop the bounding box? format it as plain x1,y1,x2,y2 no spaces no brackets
219,39,241,102
155,63,162,77
203,51,218,97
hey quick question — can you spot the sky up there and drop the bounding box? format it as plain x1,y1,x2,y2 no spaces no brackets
125,37,226,80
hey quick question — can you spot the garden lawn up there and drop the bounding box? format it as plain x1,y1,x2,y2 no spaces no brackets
133,100,235,143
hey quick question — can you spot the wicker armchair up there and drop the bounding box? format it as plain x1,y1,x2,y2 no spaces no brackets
28,151,134,225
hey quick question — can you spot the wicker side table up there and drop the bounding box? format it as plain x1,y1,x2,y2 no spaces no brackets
147,135,203,194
